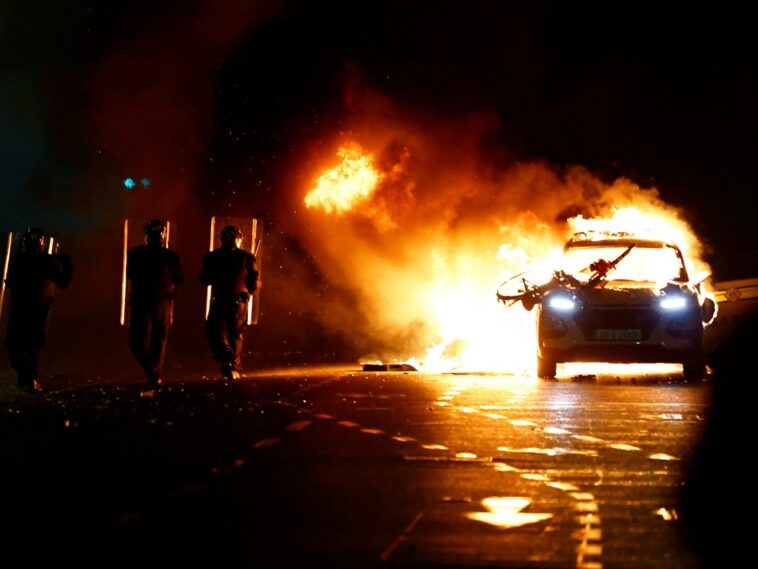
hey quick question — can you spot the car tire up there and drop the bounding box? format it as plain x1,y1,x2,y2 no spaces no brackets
683,356,706,382
537,354,557,379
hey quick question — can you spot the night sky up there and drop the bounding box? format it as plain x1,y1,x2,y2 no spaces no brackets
2,1,757,365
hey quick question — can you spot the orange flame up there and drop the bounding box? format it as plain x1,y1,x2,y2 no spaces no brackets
304,143,381,214
301,135,711,377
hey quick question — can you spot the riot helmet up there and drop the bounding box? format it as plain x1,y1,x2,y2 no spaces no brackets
144,219,167,246
21,226,45,253
220,225,243,249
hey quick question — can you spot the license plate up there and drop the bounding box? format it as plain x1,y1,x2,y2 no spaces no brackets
594,328,641,341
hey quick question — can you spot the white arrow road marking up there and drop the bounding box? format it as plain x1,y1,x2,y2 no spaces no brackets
466,497,553,529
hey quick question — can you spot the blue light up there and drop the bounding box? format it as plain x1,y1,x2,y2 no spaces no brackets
123,177,136,189
140,178,151,189
547,295,576,311
660,295,687,310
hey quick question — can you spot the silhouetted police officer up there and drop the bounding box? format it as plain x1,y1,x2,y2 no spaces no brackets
201,225,260,380
126,220,183,385
5,227,73,393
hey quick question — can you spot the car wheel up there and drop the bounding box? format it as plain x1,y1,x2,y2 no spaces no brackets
683,356,706,382
537,354,557,379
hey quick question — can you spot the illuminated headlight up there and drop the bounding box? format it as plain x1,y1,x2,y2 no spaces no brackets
547,295,577,311
660,295,688,310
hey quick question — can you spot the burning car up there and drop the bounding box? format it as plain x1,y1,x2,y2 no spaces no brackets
498,232,716,380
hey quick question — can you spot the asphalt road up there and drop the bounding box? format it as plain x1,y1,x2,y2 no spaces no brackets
0,367,716,568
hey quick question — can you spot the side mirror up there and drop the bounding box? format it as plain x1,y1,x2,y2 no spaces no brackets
701,297,716,324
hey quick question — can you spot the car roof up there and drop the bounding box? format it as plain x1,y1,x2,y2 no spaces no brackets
565,236,678,250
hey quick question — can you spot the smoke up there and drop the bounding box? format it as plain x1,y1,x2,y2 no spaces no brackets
3,1,284,374
87,0,280,220
282,85,709,368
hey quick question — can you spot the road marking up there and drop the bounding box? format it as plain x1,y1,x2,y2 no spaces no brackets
455,452,478,459
573,435,606,443
521,473,550,481
467,497,552,529
570,492,595,501
285,420,312,432
392,435,416,442
378,511,425,562
547,481,579,492
649,453,679,461
491,462,521,472
609,443,641,451
575,501,599,513
313,413,334,420
312,390,609,569
403,455,491,463
543,426,572,435
252,437,281,449
509,419,538,427
498,446,558,456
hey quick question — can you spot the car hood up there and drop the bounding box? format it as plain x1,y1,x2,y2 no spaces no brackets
575,285,662,306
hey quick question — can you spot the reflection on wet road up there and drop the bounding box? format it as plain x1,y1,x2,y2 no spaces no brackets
1,367,708,568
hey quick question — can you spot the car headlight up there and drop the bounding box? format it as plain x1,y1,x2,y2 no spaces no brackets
660,295,688,310
547,295,577,311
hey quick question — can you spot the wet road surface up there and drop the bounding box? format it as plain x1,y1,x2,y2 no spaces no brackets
1,367,710,568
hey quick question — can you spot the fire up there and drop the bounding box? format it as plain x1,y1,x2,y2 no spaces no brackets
568,205,709,279
300,134,711,377
304,143,381,214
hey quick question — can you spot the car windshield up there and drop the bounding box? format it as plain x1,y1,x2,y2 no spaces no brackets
561,243,687,284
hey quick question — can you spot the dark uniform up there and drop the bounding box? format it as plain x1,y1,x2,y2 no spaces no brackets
200,228,259,379
126,221,183,385
5,229,73,392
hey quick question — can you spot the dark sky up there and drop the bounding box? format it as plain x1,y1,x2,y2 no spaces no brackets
3,1,757,263
1,0,757,365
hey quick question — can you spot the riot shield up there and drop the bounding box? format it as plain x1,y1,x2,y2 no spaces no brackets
205,216,263,325
0,231,13,320
120,219,177,326
1,232,60,320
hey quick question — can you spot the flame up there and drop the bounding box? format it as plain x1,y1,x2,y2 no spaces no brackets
300,133,711,377
567,205,709,279
304,143,381,214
